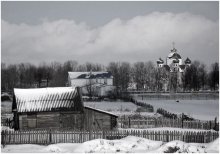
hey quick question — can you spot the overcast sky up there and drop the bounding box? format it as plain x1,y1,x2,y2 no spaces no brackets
1,1,219,66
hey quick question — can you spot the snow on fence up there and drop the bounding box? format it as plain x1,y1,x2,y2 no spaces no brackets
1,129,219,146
119,117,219,130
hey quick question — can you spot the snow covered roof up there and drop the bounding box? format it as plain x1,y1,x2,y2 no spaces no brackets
13,87,83,113
68,72,113,79
168,47,182,59
84,106,118,117
1,92,12,101
185,57,191,64
157,58,164,64
168,52,182,59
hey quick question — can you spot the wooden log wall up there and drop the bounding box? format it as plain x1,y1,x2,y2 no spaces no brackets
83,107,116,131
18,111,84,130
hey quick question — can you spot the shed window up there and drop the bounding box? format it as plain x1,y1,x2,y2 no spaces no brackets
27,114,37,128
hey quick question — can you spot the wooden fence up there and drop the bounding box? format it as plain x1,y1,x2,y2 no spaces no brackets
1,129,219,145
119,117,219,130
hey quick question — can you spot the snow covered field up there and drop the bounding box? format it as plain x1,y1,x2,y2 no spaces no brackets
135,98,219,121
84,99,219,121
84,101,138,112
2,136,218,153
84,101,159,117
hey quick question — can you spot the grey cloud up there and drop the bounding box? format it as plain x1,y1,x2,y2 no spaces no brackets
2,12,218,66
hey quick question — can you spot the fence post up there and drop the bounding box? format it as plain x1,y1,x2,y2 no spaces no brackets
204,131,212,143
121,118,122,128
166,131,169,142
49,129,52,144
102,130,106,139
1,130,6,147
129,118,131,128
89,130,92,140
204,132,208,143
181,113,184,128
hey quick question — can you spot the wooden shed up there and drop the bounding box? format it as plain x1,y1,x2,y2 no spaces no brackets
12,87,117,130
84,106,117,130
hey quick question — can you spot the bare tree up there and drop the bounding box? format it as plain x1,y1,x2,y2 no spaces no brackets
132,61,156,91
198,63,207,90
155,66,168,92
119,62,131,91
209,62,219,91
132,62,145,90
107,62,120,93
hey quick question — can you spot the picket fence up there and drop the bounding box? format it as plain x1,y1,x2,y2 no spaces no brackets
1,129,219,145
119,117,218,130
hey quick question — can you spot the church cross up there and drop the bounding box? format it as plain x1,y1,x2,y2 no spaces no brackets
172,42,175,49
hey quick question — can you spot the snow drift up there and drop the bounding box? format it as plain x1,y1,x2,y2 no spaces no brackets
2,136,219,153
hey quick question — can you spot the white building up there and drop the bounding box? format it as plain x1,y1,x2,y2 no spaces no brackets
68,71,115,97
156,45,191,92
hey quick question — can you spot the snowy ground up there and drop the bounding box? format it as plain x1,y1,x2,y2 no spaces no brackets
2,136,218,153
84,101,159,117
84,101,138,112
135,98,219,121
84,99,219,121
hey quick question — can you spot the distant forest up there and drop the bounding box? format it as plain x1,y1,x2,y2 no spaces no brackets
1,60,219,93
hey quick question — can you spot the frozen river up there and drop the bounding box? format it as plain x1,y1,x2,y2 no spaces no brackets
136,98,219,121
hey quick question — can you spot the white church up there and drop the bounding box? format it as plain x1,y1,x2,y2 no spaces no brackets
156,44,191,92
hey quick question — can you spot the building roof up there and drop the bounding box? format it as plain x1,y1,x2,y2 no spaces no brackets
168,52,182,59
185,57,191,64
157,58,164,64
68,72,113,79
13,87,83,113
84,106,118,117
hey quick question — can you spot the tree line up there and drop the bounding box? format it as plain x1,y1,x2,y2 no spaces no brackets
1,60,219,93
